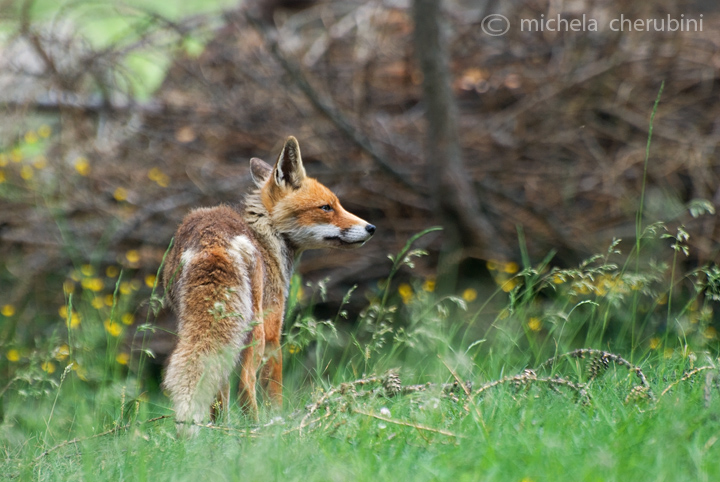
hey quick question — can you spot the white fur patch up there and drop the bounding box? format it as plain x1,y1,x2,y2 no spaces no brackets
181,248,197,269
226,235,256,351
342,224,373,243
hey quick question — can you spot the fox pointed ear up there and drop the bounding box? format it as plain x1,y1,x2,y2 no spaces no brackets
273,136,306,189
249,157,273,187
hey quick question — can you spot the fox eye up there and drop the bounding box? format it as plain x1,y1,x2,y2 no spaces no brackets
319,204,333,212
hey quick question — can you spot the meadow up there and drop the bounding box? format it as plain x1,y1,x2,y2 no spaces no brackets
2,214,720,481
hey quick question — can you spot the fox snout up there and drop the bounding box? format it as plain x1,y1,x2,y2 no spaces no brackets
331,221,376,248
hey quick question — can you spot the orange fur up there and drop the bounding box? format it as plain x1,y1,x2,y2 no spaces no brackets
162,136,374,435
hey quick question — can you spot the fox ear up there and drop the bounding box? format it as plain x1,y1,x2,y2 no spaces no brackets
273,136,306,189
250,157,272,187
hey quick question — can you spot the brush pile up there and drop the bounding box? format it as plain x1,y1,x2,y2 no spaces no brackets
0,0,718,327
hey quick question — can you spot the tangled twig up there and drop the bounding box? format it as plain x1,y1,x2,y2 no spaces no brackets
660,365,716,398
472,369,589,403
537,349,653,400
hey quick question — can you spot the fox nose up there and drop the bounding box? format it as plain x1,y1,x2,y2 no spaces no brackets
365,224,376,235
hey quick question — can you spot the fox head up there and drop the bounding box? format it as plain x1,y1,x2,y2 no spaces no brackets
249,136,375,251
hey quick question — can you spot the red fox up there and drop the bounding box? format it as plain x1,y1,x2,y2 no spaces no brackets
162,136,374,435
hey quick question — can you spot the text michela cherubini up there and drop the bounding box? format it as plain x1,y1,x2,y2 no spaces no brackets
520,14,703,33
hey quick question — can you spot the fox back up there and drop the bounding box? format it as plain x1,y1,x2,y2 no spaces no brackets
162,136,374,435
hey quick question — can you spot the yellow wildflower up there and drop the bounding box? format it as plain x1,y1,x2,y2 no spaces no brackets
501,278,520,293
119,282,133,295
104,320,123,337
0,170,6,183
33,156,47,169
148,167,170,187
398,283,413,304
20,165,33,180
72,364,88,381
91,297,105,309
6,349,20,362
113,187,128,202
106,265,120,278
1,304,15,317
80,264,94,277
125,250,140,264
288,344,300,355
296,286,305,301
55,345,70,361
703,326,717,340
422,278,436,292
11,148,22,163
104,294,115,307
0,153,7,166
462,288,478,302
63,280,75,294
649,337,661,350
663,348,674,359
145,274,157,288
656,293,668,306
486,260,499,271
552,274,564,284
74,157,90,176
81,277,104,292
527,317,542,332
41,361,56,374
503,262,519,274
130,280,141,291
24,131,38,144
116,353,130,365
121,313,134,325
38,125,52,138
69,312,81,328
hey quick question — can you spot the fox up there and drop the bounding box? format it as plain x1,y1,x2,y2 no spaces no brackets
161,136,375,435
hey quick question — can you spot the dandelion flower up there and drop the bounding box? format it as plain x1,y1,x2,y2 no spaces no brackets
398,283,413,304
6,349,20,362
11,148,22,163
104,320,123,337
527,317,542,332
63,280,75,294
75,157,90,176
33,156,48,169
503,261,519,274
104,294,115,306
422,278,436,292
121,313,134,325
486,260,499,271
80,264,94,277
125,250,140,264
288,344,300,354
144,274,157,288
41,361,56,374
20,165,33,180
69,312,81,328
113,187,128,202
462,288,478,302
116,353,130,365
24,131,38,144
81,277,104,292
119,282,133,295
91,297,104,309
649,337,661,350
55,345,70,361
106,265,120,278
1,304,16,317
